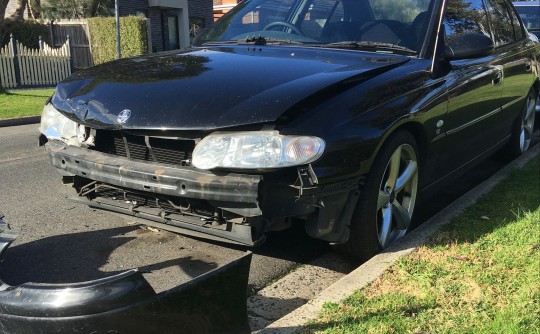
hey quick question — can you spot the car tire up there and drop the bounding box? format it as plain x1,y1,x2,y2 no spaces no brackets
503,88,537,159
334,131,420,262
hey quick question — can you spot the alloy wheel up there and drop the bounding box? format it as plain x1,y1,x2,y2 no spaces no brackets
376,143,418,248
520,93,537,153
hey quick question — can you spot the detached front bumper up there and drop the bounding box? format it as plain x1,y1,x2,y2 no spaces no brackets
0,214,252,334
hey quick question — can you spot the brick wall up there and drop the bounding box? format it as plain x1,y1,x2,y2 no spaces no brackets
117,0,212,52
147,7,163,52
188,0,213,28
118,0,148,17
118,0,212,28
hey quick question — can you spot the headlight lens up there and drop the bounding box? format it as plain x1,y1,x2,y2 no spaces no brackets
39,103,79,146
192,131,325,170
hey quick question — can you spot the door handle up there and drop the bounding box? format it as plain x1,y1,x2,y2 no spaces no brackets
492,69,503,86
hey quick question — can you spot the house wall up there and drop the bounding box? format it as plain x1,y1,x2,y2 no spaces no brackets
118,0,148,17
188,0,213,28
118,0,212,52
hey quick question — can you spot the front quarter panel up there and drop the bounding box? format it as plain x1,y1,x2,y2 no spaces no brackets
278,58,447,188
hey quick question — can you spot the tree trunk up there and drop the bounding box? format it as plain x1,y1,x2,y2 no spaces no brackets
0,0,10,39
9,0,28,21
0,0,28,42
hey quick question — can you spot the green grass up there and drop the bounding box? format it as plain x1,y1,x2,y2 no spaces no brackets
0,88,55,119
306,155,540,334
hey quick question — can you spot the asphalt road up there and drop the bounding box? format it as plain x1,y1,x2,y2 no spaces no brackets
0,123,531,296
0,124,340,293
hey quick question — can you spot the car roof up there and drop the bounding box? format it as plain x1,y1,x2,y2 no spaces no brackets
513,1,540,6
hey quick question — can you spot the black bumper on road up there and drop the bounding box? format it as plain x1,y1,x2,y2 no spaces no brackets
0,214,252,334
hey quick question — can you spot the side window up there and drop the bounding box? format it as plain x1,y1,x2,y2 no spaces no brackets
443,0,492,44
300,0,344,39
484,0,523,46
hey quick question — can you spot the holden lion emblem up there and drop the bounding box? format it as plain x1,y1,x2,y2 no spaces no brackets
117,109,132,124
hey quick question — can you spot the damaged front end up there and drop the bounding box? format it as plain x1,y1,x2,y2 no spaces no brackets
0,213,252,334
40,94,361,246
43,131,359,247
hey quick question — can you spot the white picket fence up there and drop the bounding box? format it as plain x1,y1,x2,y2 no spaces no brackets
0,35,71,88
0,39,17,88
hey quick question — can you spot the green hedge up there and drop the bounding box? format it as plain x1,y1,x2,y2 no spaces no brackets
2,20,50,49
88,16,148,65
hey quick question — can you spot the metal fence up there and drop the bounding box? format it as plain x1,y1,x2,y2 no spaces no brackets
0,34,71,88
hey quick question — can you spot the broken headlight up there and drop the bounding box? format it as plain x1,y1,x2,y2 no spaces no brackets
39,103,79,146
192,131,325,170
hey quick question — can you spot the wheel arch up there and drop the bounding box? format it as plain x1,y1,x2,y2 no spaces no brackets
366,120,429,176
392,121,428,164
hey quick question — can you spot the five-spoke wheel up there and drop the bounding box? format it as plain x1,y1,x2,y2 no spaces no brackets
504,88,538,159
376,143,418,248
334,131,419,261
519,91,537,153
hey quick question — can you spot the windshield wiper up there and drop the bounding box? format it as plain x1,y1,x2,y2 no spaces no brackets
237,36,303,46
199,36,304,47
322,41,416,55
199,40,240,46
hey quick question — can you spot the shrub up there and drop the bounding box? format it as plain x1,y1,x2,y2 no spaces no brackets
2,20,51,49
88,16,147,65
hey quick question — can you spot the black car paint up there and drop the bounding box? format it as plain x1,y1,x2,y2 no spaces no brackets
52,47,410,131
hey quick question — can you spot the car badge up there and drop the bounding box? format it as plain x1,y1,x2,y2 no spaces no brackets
117,109,132,124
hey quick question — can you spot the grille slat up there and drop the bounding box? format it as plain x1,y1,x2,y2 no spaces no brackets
92,130,195,166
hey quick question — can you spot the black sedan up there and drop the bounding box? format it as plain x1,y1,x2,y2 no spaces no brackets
39,0,539,261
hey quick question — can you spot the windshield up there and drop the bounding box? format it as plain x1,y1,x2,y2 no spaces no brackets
194,0,435,55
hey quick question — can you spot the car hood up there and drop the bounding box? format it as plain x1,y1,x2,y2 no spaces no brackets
52,46,409,130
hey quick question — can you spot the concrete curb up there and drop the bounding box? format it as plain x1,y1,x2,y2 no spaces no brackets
0,116,40,128
257,144,540,334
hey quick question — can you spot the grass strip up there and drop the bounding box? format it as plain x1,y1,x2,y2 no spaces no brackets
0,88,55,119
306,155,540,334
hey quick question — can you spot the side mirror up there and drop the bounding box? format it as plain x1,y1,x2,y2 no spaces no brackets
443,33,494,60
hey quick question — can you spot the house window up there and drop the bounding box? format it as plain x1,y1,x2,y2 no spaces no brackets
168,15,180,50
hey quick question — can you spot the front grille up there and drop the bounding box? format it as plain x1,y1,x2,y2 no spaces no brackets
92,130,195,166
94,186,215,217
